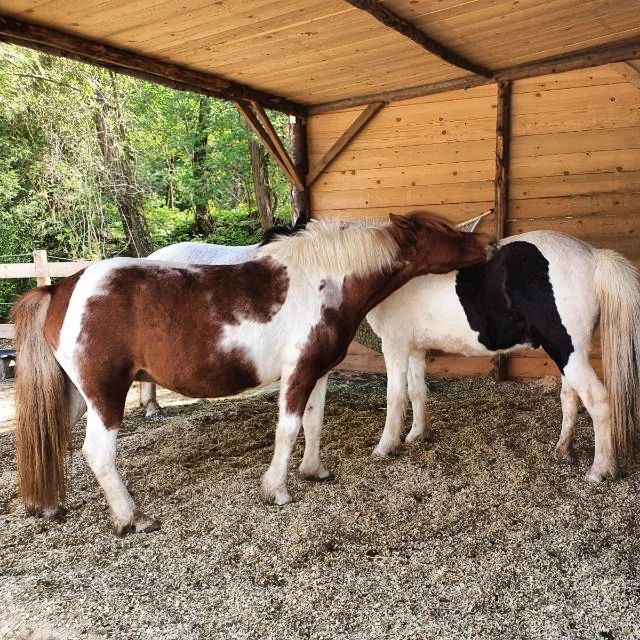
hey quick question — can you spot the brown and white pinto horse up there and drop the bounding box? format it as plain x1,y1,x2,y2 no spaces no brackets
12,213,493,535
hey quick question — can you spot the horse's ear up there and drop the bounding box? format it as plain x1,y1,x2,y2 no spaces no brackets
389,213,414,230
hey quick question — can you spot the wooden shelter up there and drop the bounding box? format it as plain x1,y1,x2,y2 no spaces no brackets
1,0,639,378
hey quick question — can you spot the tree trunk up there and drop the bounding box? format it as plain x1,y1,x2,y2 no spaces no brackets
92,76,153,256
193,95,214,236
165,155,175,209
249,137,274,232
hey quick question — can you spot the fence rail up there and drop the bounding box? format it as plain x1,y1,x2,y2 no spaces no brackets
0,250,93,339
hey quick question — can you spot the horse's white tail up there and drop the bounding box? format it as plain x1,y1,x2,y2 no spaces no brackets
593,249,640,460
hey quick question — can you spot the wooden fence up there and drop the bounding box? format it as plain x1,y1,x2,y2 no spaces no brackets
0,250,93,339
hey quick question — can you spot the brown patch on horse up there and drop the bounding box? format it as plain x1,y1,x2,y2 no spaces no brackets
73,258,289,427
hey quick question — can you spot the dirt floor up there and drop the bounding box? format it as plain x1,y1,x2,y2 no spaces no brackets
1,372,640,640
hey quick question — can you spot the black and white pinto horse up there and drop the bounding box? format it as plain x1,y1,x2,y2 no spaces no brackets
145,222,640,483
367,232,640,483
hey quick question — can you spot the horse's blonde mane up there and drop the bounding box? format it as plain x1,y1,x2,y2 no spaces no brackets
257,219,400,278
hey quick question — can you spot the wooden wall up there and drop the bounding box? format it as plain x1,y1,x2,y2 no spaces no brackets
309,64,640,378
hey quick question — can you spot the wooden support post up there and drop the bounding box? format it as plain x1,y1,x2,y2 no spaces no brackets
344,0,492,78
289,115,309,222
492,81,511,382
33,250,51,287
236,101,304,190
306,102,384,187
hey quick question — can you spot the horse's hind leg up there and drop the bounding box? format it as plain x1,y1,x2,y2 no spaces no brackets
563,354,619,482
82,407,160,535
299,374,332,481
405,349,430,444
140,381,163,419
553,376,579,465
372,340,410,457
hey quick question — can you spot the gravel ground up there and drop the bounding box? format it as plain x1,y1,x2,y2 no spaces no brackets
1,373,640,640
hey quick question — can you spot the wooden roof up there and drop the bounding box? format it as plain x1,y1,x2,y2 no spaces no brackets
1,0,639,113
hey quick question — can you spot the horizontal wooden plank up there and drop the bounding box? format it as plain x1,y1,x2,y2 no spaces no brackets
507,355,603,380
511,127,640,159
0,261,92,280
507,213,640,242
311,180,495,210
426,354,494,378
509,192,640,220
0,324,15,339
510,171,640,200
313,202,496,224
308,138,497,172
313,148,640,193
511,83,640,115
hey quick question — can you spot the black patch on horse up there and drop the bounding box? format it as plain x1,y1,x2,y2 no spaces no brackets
260,212,309,246
455,241,574,370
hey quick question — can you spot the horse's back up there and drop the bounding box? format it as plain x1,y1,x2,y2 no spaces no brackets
148,241,260,265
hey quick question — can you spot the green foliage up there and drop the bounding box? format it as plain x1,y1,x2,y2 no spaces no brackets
0,43,294,319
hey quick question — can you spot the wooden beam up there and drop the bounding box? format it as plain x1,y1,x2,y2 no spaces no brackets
0,15,304,115
249,101,304,189
492,80,512,383
309,38,640,114
236,101,304,190
289,115,309,222
306,102,384,187
343,0,492,78
610,61,640,90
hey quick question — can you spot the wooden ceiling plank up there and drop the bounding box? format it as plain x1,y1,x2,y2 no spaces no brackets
307,102,385,186
0,14,305,114
343,0,493,78
310,38,640,114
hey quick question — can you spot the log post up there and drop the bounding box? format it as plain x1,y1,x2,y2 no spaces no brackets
289,114,309,222
33,250,51,287
492,80,512,382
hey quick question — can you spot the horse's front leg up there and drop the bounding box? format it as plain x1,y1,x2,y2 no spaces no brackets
83,407,160,535
405,349,430,444
372,341,410,457
261,367,316,505
298,374,332,481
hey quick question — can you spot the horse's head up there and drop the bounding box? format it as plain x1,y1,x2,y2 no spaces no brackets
389,211,496,275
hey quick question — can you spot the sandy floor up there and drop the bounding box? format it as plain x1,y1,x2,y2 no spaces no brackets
1,373,640,639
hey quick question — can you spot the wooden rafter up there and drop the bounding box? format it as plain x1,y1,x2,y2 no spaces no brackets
0,15,304,115
309,38,640,114
249,101,304,190
306,102,385,187
492,80,512,383
344,0,492,78
610,61,640,90
236,101,304,190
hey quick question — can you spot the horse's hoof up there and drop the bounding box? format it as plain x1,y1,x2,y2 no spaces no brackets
299,468,335,483
113,511,161,536
553,445,577,465
405,429,427,444
371,443,399,458
145,408,164,420
585,463,620,484
260,481,293,506
26,505,68,520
